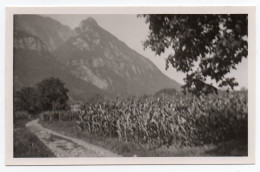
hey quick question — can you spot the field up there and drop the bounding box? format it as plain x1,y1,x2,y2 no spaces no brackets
39,91,248,156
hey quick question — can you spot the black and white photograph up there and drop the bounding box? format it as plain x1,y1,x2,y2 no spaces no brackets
5,7,256,165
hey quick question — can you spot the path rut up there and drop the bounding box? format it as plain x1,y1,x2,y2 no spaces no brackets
26,119,121,157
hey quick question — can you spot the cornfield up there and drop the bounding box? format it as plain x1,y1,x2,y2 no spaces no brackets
40,91,248,148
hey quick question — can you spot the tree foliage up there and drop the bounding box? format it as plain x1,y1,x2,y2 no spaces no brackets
14,77,69,114
139,14,248,95
14,86,40,114
37,77,69,111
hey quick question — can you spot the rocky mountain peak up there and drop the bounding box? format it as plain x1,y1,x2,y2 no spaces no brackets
54,16,181,95
75,17,99,34
14,15,181,99
85,17,98,25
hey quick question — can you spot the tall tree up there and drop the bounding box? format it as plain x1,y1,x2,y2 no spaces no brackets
139,14,248,95
37,77,69,111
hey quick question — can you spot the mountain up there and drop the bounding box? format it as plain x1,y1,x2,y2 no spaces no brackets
13,30,108,102
14,15,75,51
53,17,181,96
13,15,181,102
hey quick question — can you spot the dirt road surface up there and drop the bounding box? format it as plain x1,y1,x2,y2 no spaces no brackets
26,119,121,157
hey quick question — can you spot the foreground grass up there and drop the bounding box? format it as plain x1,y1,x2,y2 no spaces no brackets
40,120,247,157
14,119,55,157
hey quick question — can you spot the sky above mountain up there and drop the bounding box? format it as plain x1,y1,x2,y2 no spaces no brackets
42,14,248,89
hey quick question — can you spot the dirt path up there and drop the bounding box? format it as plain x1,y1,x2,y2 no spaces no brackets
26,119,121,157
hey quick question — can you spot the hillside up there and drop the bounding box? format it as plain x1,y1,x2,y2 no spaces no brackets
14,15,75,51
14,15,181,101
14,30,108,102
53,17,180,96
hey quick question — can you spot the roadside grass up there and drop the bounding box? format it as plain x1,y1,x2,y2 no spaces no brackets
14,119,55,157
203,140,248,156
39,120,248,157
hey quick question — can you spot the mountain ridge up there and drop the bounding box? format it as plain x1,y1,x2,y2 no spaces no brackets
14,15,181,102
13,29,109,103
53,16,181,96
14,15,75,51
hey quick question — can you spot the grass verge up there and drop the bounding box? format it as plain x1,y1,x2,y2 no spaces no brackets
14,119,55,157
39,120,247,157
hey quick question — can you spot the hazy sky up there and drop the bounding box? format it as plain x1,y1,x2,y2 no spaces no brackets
42,14,248,89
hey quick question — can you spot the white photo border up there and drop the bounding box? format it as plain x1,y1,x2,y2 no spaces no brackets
5,6,256,165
